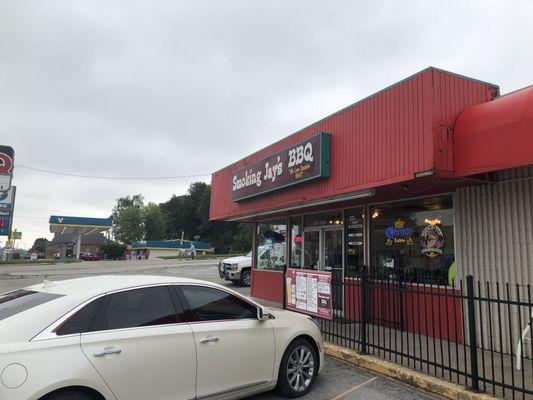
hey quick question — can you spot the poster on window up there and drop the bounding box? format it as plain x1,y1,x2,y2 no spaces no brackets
286,268,332,319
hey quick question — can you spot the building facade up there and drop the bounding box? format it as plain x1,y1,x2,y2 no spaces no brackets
209,67,533,306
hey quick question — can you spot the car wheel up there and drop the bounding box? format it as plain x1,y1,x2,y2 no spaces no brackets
240,270,251,287
44,390,94,400
276,338,317,398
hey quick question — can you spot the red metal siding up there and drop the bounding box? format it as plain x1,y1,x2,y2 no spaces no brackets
431,70,499,172
344,281,463,343
211,68,498,221
251,270,284,303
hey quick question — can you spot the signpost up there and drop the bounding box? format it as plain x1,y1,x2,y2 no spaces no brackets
285,268,333,320
0,145,14,192
231,133,331,201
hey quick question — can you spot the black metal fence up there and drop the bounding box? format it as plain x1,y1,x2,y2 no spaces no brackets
317,270,533,400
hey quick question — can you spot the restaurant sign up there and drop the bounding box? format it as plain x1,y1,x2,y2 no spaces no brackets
286,268,333,320
231,133,331,201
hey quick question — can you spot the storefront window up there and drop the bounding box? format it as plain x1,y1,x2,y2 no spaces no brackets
370,196,454,285
345,208,365,278
255,221,286,271
289,216,303,268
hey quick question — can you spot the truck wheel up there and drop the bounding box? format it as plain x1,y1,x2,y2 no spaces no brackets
240,270,251,287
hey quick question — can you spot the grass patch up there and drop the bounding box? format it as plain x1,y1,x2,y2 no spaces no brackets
158,253,246,260
0,259,82,266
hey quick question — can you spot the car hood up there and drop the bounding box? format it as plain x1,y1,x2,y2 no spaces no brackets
222,256,250,264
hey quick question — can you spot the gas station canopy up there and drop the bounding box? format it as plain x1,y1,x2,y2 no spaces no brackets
49,215,113,235
49,216,112,259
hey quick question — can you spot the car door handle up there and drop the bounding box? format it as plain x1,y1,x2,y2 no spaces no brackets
199,337,219,344
93,348,122,358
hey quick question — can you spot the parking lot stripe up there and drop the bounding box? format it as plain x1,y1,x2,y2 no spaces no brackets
329,376,379,400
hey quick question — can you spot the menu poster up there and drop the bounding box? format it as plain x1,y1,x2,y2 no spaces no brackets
285,268,333,319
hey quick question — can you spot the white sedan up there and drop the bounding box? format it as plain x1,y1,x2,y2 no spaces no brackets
0,275,324,400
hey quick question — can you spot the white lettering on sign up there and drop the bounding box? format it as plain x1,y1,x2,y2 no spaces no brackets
232,169,262,191
58,217,64,223
263,156,283,183
288,142,313,168
231,134,324,199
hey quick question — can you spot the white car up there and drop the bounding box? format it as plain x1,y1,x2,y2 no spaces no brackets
0,275,324,400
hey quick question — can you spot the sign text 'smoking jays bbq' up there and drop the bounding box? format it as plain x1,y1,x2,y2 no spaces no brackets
231,133,331,201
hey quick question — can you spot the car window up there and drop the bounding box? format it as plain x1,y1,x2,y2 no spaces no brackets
90,286,178,331
180,285,257,321
0,289,64,322
56,297,104,336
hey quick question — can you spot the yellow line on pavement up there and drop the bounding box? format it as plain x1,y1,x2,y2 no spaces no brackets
329,376,379,400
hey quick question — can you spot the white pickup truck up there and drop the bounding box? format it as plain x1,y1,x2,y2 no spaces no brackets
218,244,285,287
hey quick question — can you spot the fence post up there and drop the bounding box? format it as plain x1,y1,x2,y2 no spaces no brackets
466,275,480,391
360,266,368,354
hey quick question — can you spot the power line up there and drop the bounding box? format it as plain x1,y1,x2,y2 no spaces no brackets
14,164,211,181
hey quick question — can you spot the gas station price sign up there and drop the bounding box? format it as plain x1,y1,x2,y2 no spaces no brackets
0,187,16,237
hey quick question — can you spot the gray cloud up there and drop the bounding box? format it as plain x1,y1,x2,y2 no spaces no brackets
1,0,532,247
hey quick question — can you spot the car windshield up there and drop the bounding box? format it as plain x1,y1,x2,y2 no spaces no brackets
0,289,64,322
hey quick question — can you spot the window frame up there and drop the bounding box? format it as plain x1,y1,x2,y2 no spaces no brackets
173,284,260,324
33,284,186,341
88,285,184,333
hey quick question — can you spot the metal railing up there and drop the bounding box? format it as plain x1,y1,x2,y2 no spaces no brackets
317,269,533,400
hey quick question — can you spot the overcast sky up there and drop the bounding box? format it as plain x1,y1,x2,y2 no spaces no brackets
1,0,532,249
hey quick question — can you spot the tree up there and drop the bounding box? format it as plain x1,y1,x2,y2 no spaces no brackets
31,238,48,254
112,182,253,253
112,195,144,242
100,240,127,260
115,206,144,244
143,203,167,241
160,182,252,253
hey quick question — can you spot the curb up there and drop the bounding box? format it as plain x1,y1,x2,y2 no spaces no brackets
325,343,498,400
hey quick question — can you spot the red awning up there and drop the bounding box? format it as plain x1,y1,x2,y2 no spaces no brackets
454,85,533,176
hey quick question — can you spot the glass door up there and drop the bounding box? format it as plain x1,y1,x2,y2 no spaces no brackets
324,228,344,313
303,229,321,270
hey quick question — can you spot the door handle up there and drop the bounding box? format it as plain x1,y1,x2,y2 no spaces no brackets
199,337,219,344
93,348,122,358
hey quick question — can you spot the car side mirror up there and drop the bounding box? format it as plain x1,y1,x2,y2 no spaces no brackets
257,307,271,321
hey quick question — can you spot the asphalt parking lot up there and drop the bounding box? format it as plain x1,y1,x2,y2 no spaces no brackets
249,356,438,400
0,259,439,400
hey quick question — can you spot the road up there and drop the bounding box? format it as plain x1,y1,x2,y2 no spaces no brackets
0,259,438,400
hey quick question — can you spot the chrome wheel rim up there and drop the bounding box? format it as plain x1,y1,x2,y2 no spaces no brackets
243,272,251,286
287,346,314,392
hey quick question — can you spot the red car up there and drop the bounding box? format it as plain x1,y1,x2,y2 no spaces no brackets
80,253,100,261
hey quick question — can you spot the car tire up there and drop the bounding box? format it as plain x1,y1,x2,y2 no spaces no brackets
276,338,318,398
44,390,94,400
240,270,251,287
